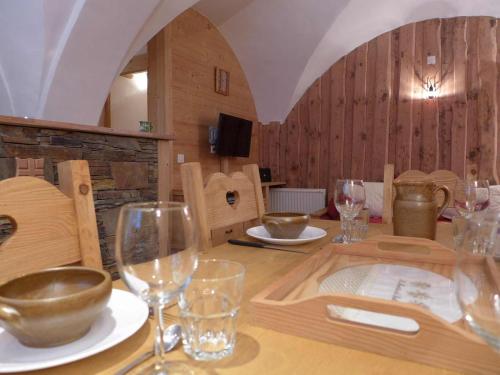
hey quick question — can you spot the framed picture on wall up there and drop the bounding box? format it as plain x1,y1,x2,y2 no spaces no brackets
215,67,230,96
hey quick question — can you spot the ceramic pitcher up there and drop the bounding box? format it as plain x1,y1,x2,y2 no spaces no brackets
393,180,450,240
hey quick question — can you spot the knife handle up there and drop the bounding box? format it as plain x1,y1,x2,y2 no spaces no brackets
228,239,265,248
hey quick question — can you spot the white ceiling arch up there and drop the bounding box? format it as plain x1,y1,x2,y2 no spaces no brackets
0,0,499,125
196,0,500,124
0,0,197,125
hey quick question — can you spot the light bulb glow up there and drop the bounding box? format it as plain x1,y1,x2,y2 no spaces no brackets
133,72,148,91
424,77,439,99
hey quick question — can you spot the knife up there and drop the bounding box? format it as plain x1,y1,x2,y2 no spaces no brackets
228,239,307,254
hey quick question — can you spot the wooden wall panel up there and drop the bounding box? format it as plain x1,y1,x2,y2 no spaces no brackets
372,33,392,181
466,18,480,173
364,39,377,181
285,107,300,187
351,44,368,179
451,18,467,177
477,18,498,182
278,119,288,182
421,19,441,173
395,24,415,176
328,59,346,200
259,16,500,198
342,51,357,178
411,21,424,171
298,95,309,187
307,80,321,187
387,28,400,168
319,70,331,189
268,122,280,181
438,19,454,171
161,10,258,191
497,21,500,182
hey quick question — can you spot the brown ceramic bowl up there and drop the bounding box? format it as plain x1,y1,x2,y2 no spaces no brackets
0,266,112,347
262,212,310,239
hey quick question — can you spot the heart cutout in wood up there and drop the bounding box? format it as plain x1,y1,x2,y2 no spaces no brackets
0,215,17,246
226,191,240,208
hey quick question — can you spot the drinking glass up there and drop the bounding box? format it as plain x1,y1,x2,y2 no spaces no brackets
452,215,467,248
351,208,370,242
455,215,500,351
116,202,198,374
455,179,490,218
179,259,245,361
335,179,366,244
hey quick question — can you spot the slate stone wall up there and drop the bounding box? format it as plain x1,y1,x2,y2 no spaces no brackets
0,125,158,276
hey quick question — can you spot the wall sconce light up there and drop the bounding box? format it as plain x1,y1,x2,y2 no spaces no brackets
424,77,439,99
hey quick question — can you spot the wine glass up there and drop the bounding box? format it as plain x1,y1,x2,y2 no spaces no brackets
116,202,198,374
334,179,366,244
455,179,490,218
455,214,500,351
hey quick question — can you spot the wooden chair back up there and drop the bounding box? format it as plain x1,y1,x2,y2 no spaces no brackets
382,164,460,223
181,162,265,249
0,160,102,283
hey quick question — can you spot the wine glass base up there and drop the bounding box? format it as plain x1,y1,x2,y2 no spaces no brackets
331,234,345,244
332,233,360,244
136,361,194,375
465,315,500,352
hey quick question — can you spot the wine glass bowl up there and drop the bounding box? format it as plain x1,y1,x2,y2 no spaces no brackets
454,180,490,218
455,215,500,352
334,179,366,244
115,201,198,374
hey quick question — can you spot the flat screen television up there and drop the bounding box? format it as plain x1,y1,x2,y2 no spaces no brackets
216,113,253,157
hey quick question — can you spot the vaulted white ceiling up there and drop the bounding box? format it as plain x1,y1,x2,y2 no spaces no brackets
0,0,499,125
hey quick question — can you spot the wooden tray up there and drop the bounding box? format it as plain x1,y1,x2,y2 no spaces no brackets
250,235,500,374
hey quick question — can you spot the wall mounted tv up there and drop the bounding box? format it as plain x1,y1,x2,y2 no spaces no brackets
216,113,253,157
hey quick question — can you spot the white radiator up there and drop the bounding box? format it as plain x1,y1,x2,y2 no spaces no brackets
269,188,326,214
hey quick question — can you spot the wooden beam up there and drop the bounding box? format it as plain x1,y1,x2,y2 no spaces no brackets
120,53,148,76
148,28,174,201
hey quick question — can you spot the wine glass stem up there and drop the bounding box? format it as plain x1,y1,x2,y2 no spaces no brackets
153,304,166,369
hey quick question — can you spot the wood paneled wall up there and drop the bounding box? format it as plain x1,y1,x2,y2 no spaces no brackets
259,16,500,199
162,9,259,190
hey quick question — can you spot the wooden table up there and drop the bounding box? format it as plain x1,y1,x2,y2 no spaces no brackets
28,220,463,375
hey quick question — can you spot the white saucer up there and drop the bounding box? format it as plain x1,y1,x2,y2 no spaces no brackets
246,225,327,245
0,288,149,373
319,264,477,332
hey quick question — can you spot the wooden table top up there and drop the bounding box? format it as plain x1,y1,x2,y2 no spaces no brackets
26,220,461,375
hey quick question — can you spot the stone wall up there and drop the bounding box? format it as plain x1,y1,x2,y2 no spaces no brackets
0,125,158,276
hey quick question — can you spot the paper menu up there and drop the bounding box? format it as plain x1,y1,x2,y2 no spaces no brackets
319,264,477,332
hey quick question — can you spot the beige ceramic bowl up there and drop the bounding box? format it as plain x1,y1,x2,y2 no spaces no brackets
262,212,310,239
0,266,112,347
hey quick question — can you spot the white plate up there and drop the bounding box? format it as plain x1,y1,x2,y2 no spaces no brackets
246,225,327,245
319,264,477,332
0,289,149,373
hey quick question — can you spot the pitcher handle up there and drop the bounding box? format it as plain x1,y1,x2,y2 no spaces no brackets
433,185,450,219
